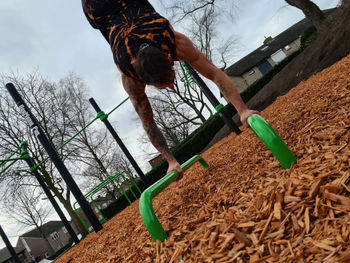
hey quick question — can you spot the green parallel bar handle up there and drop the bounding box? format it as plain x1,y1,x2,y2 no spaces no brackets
247,114,297,169
215,103,224,118
139,155,209,242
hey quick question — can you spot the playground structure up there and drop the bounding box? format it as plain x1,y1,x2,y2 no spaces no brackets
3,83,150,238
73,170,142,233
0,141,80,245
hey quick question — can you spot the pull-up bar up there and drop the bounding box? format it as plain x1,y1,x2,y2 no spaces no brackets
6,83,103,233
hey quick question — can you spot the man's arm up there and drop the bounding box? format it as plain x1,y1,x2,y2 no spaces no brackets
121,74,182,175
173,31,259,126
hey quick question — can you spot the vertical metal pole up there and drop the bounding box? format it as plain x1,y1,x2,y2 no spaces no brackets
5,83,103,233
89,97,150,187
182,61,241,135
21,145,80,244
0,225,21,263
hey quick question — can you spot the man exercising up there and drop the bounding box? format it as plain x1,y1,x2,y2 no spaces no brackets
82,0,258,176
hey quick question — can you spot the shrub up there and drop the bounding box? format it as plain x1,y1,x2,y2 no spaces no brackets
100,186,143,219
48,240,73,260
300,26,317,50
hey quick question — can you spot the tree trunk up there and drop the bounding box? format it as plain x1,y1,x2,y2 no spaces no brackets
285,0,325,30
52,190,89,237
62,200,89,237
40,168,89,237
36,225,55,255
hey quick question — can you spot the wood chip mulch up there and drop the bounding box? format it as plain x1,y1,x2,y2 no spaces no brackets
55,55,350,263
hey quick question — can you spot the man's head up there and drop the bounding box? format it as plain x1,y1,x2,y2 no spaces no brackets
134,46,175,89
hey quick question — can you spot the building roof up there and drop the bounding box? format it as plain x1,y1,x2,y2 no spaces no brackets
225,17,313,76
0,247,25,263
20,221,65,238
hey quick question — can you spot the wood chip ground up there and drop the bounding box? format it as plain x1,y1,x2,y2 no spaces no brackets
55,55,350,263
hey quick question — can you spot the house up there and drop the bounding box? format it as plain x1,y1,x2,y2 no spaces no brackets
225,17,314,93
16,221,78,262
93,194,115,210
0,246,30,263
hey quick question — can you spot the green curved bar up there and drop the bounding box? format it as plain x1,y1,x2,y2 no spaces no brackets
139,155,209,242
247,114,297,169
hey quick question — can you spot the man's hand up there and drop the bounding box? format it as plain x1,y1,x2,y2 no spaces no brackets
240,109,260,127
167,159,183,180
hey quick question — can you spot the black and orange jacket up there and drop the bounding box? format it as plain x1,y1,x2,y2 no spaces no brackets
82,0,177,81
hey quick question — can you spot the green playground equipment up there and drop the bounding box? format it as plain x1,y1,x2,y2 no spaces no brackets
180,62,226,119
74,170,142,233
139,155,209,242
0,142,30,175
180,62,196,86
247,114,297,169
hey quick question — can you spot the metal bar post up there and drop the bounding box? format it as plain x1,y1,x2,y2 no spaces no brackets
0,225,21,263
182,61,241,135
20,143,80,244
5,83,103,233
89,97,150,186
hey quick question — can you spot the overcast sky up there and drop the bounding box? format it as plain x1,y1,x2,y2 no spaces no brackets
0,0,339,248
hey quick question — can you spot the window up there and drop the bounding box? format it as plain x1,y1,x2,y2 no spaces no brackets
50,232,59,240
257,60,273,75
284,45,291,50
247,69,255,76
62,226,68,234
271,49,287,64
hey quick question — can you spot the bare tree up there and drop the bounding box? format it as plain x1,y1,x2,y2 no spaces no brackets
58,75,136,198
2,185,55,254
0,72,101,236
217,36,239,70
187,5,239,69
150,93,195,147
160,0,236,23
79,134,136,199
153,71,212,124
0,71,137,236
137,89,199,158
0,72,87,235
162,0,336,32
284,0,326,30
